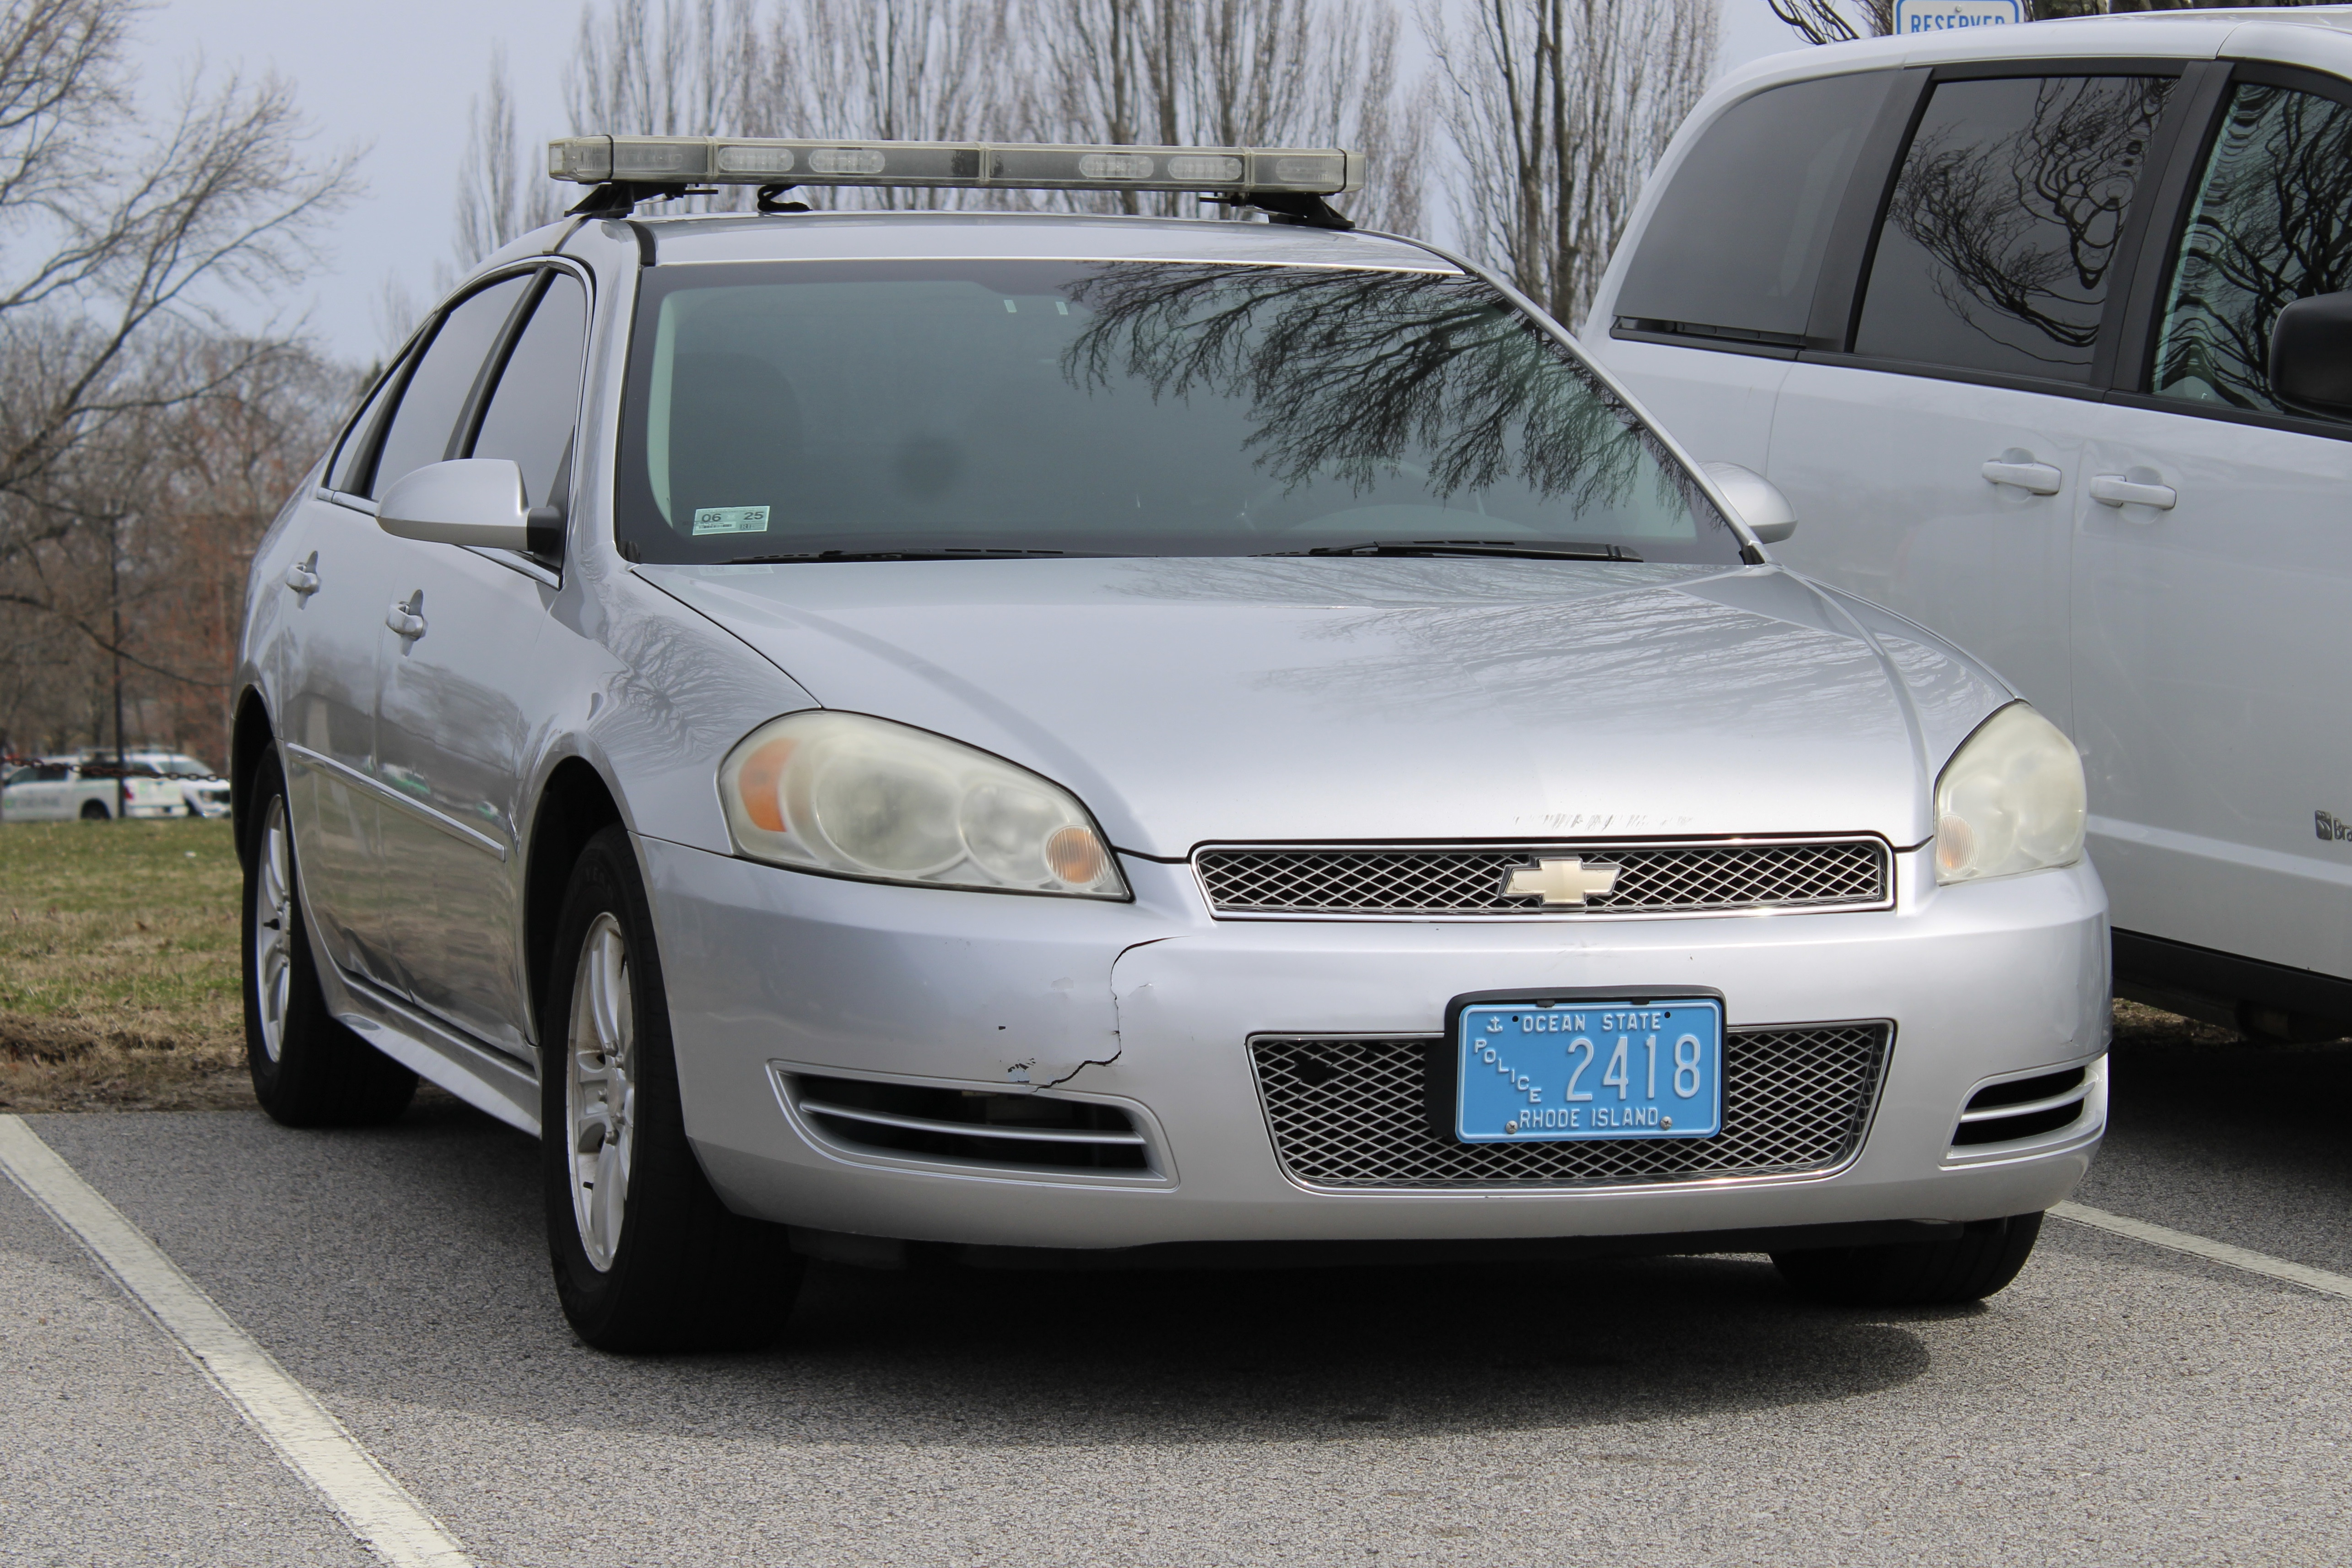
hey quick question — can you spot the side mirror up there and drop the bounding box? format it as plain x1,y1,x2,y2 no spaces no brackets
378,459,560,554
2270,291,2352,420
1701,461,1798,545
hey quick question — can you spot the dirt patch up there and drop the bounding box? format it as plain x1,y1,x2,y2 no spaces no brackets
2111,997,2247,1050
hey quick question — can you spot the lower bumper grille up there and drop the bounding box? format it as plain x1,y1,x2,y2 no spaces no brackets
1250,1025,1891,1188
789,1074,1150,1173
1951,1065,2091,1147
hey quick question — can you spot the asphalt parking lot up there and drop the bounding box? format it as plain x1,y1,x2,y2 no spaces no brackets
5,1030,2351,1567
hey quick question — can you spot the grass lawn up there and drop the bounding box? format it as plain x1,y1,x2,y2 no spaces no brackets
0,814,2256,1113
0,817,251,1112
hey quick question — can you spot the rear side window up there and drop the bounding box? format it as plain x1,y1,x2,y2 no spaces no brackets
470,273,589,508
1613,71,1892,346
1854,74,2174,382
365,273,533,498
2153,81,2352,415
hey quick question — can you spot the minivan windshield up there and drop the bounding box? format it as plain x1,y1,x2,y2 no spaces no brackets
615,259,1738,564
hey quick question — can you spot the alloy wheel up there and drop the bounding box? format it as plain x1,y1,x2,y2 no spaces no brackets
253,798,294,1064
565,912,637,1272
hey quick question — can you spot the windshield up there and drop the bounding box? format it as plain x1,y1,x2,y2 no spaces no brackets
615,259,1738,564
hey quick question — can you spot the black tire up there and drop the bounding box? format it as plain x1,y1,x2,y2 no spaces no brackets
79,799,109,821
241,751,417,1127
1772,1213,2044,1307
541,825,801,1353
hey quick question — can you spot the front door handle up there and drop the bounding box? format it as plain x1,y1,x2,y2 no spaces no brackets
2089,471,2178,511
283,552,320,596
1981,451,2063,495
384,592,427,640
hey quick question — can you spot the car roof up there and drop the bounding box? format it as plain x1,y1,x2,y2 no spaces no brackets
1711,5,2352,97
619,210,1465,273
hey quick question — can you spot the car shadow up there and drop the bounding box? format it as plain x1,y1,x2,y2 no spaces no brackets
32,1100,1945,1449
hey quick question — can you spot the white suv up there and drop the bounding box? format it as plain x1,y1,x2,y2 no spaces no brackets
1587,7,2352,1040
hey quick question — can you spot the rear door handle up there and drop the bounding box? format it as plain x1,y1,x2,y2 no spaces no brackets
283,552,320,596
384,592,427,640
1980,453,2063,495
2089,472,2177,510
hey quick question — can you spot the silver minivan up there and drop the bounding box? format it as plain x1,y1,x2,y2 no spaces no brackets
1589,7,2352,1041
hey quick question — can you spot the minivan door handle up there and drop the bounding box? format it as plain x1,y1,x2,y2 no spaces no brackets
384,592,427,640
2089,471,2177,510
1981,453,2063,495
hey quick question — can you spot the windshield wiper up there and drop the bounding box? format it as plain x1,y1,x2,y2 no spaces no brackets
1260,540,1644,563
715,547,1081,565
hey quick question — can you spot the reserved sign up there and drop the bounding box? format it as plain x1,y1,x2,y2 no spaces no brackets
1892,0,2022,32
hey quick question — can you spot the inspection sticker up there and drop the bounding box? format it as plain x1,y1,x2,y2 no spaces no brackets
692,505,771,535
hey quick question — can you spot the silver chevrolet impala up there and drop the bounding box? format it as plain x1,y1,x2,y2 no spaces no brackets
232,137,2109,1352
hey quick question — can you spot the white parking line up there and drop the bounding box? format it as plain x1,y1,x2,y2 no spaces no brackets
2052,1200,2352,1303
0,1115,474,1568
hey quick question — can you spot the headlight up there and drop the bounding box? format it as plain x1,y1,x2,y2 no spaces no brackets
1933,703,2086,885
718,712,1129,898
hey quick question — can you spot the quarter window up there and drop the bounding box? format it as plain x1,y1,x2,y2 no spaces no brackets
328,360,407,494
2152,81,2352,416
365,274,533,498
1854,75,2174,382
1612,71,1892,346
470,274,589,508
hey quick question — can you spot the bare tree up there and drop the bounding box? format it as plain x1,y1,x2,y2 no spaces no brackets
781,0,1018,208
0,0,351,582
1422,0,1718,325
1768,0,1888,44
568,0,776,139
1020,0,1427,230
453,44,567,271
0,0,351,760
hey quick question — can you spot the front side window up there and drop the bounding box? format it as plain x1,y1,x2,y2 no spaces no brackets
615,260,1735,565
472,273,589,507
2152,81,2352,416
365,273,533,498
1855,74,2174,381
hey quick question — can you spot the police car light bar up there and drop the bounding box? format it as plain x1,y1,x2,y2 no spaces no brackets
547,135,1363,196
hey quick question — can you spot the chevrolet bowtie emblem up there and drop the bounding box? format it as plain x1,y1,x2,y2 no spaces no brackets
1502,857,1620,907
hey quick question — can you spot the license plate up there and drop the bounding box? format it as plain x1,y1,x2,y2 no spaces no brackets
1451,997,1723,1143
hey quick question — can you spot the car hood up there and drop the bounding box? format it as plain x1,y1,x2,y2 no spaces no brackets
637,557,2010,856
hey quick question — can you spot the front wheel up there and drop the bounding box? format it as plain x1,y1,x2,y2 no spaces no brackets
1772,1213,2044,1307
541,826,800,1352
242,752,416,1126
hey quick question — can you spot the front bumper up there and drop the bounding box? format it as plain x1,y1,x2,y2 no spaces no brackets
647,838,2108,1250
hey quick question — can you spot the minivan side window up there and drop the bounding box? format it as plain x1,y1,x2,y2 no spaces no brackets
363,273,534,498
1612,70,1891,346
2152,81,2352,416
469,273,589,508
1854,74,2174,383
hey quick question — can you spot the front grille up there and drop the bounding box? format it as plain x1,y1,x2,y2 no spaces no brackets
1250,1025,1890,1188
1196,839,1889,918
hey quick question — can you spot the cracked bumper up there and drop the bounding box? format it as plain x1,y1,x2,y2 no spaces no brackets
645,838,2109,1250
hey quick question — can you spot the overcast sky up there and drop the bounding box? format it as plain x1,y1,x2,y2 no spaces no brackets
134,0,1808,364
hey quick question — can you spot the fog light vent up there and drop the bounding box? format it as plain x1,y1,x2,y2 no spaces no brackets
1952,1066,2090,1147
790,1074,1149,1171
